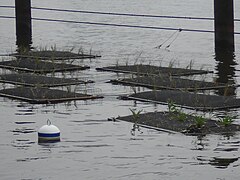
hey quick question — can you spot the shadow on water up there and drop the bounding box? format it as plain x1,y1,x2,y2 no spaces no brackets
214,47,237,96
197,156,239,169
209,157,239,168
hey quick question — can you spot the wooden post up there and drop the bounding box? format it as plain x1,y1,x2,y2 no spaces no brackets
15,0,32,52
214,0,236,95
214,0,234,51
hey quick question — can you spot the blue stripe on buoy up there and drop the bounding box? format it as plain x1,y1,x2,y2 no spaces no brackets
38,132,60,137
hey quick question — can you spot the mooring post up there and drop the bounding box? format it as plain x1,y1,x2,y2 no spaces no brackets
214,0,234,51
15,0,32,52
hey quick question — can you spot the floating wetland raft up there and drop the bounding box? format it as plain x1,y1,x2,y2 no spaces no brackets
0,50,102,104
122,90,240,111
0,59,90,73
0,73,93,87
117,111,240,135
108,65,240,134
0,87,103,104
96,64,213,76
11,50,101,60
110,76,229,91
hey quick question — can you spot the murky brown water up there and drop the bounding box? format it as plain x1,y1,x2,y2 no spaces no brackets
0,0,240,179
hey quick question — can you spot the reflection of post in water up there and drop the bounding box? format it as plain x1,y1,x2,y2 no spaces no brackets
215,50,236,96
214,0,236,96
15,0,32,53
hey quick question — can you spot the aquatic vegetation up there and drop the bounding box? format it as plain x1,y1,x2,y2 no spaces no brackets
194,115,206,128
218,115,235,127
176,111,188,122
167,100,188,122
182,115,207,134
185,59,194,70
167,99,178,113
129,108,143,136
168,59,176,68
129,108,142,123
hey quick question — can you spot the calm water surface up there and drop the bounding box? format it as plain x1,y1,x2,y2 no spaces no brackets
0,0,240,179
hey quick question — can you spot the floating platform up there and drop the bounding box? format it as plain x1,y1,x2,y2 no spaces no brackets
11,50,101,60
0,87,103,104
117,111,240,135
122,90,240,111
0,73,93,87
96,64,212,76
0,59,90,73
110,76,229,91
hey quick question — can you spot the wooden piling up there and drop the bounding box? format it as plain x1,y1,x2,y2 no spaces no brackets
15,0,32,52
214,0,236,95
214,0,234,51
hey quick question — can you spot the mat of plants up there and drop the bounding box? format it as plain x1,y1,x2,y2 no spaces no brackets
0,73,93,87
11,50,101,60
122,90,240,111
117,109,240,135
0,58,90,73
110,75,228,91
96,64,212,76
0,87,103,104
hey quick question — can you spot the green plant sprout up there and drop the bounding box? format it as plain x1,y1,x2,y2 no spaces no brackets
167,99,180,113
167,100,188,122
129,108,143,136
194,115,206,128
177,111,188,122
218,115,235,127
130,108,143,123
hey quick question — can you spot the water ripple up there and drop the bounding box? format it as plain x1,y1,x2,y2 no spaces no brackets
117,171,177,179
16,157,47,162
14,121,36,124
73,144,112,148
11,128,36,134
111,156,145,159
214,147,239,152
59,150,90,153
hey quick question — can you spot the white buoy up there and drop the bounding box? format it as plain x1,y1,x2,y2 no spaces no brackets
38,119,60,143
